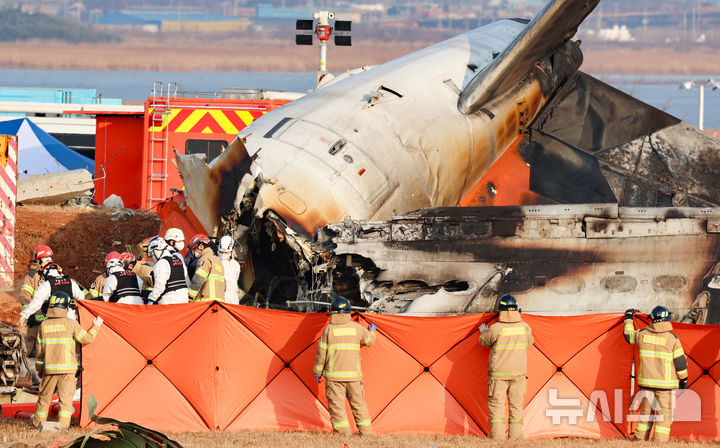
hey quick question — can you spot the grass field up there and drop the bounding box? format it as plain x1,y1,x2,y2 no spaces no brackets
0,420,715,448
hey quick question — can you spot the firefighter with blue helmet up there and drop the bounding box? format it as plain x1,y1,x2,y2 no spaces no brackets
479,294,533,440
313,296,376,435
624,306,688,442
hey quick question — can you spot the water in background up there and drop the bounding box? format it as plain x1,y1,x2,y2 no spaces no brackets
0,68,718,129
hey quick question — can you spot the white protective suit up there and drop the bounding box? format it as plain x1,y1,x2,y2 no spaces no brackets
102,266,144,305
147,249,189,305
220,254,241,305
20,276,84,321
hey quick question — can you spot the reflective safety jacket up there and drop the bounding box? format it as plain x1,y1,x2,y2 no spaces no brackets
624,319,688,389
313,313,376,382
188,248,226,302
86,273,107,299
19,262,43,303
479,310,533,379
132,262,154,292
148,253,189,305
35,308,99,375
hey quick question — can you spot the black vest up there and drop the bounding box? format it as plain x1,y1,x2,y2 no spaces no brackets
43,276,75,314
155,255,186,297
110,271,141,303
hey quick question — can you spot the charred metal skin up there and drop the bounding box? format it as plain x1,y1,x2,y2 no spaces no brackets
0,322,27,388
327,205,720,323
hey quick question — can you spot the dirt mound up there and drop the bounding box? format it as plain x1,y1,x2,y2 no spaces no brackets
15,205,161,286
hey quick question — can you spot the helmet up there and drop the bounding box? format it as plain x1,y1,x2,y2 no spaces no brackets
48,291,71,309
119,252,136,269
330,296,351,314
147,237,168,259
218,235,234,253
139,236,156,254
33,245,53,261
650,306,672,323
188,234,210,251
106,258,124,274
164,228,185,242
42,262,63,279
104,251,121,267
498,294,518,311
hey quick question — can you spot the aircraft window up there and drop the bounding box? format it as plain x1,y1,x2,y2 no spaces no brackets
652,275,687,293
548,276,585,294
185,139,228,161
600,275,637,293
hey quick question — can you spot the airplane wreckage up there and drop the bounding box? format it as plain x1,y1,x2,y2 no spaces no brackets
177,0,720,323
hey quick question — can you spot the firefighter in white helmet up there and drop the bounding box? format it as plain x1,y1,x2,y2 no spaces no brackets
217,235,242,305
146,237,189,305
102,258,143,305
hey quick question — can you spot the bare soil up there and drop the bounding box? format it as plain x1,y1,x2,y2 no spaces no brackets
0,204,161,325
0,420,715,448
0,36,717,74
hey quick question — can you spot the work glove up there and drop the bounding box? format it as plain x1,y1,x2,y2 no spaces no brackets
93,316,104,327
479,323,489,333
315,376,322,383
624,309,637,320
17,316,27,328
368,323,377,331
679,378,688,390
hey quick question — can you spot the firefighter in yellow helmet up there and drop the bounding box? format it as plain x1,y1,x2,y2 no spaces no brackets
187,234,225,302
624,306,688,442
479,294,533,440
33,291,103,429
313,296,376,435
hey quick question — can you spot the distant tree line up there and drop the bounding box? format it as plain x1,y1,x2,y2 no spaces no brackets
0,8,119,43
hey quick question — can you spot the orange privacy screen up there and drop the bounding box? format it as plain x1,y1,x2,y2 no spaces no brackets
78,301,720,440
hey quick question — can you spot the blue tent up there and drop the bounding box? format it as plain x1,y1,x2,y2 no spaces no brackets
0,118,93,178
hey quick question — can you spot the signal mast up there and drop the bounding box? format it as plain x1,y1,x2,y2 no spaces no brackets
295,11,352,83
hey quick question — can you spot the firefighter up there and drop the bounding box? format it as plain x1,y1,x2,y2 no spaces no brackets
217,235,242,305
624,306,688,442
187,234,225,302
18,262,85,324
146,237,189,305
313,296,377,435
86,251,121,300
133,237,155,298
102,258,143,304
19,245,53,305
18,245,54,385
33,291,103,429
479,294,533,440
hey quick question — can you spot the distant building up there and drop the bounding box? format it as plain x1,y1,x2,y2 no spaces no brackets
95,9,249,33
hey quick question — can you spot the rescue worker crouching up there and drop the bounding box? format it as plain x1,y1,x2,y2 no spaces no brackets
33,291,103,429
102,257,143,304
86,251,121,300
146,237,189,305
313,296,377,435
624,306,688,442
18,262,85,324
187,234,226,302
479,294,533,440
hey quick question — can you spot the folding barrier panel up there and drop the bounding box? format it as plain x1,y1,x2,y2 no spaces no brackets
77,301,720,440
